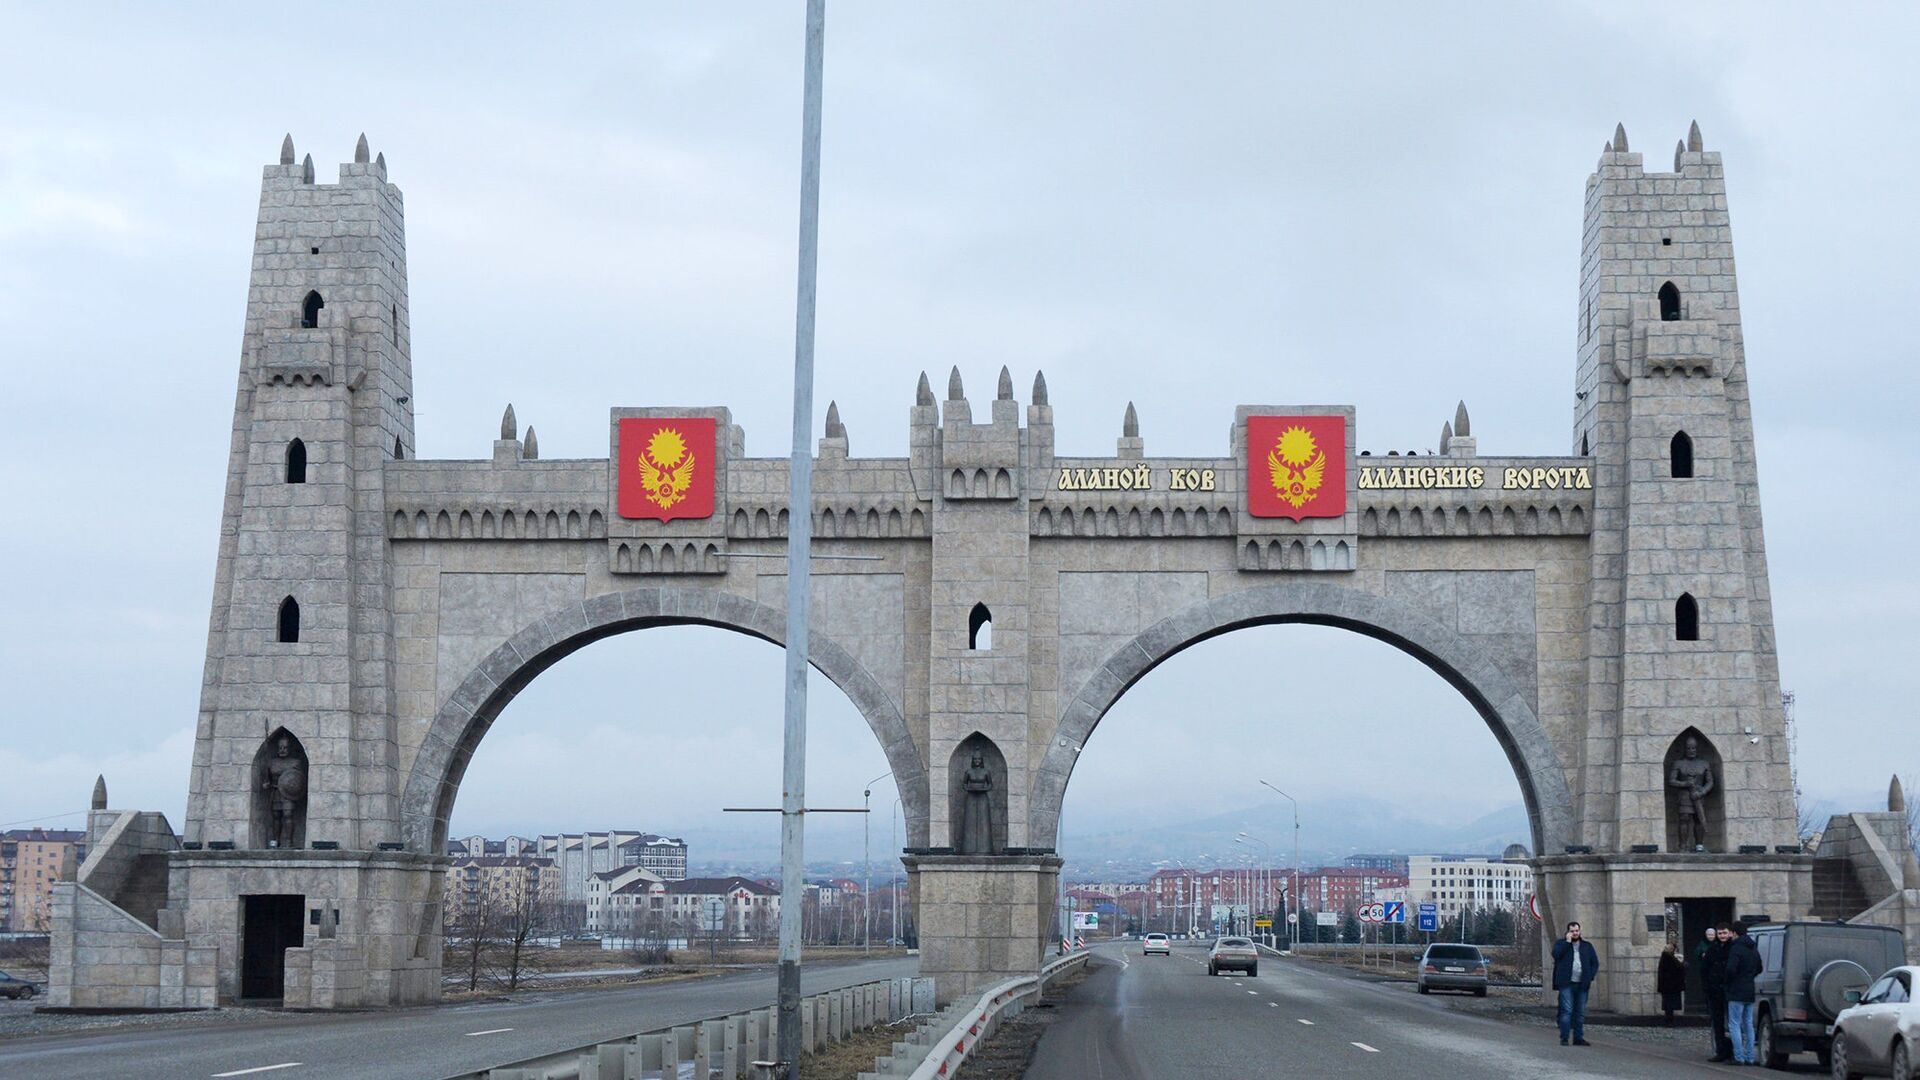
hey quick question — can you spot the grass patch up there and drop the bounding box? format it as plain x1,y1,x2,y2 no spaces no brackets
798,1021,917,1080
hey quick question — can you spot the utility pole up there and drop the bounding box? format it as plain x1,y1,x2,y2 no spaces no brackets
862,772,886,954
776,2,826,1074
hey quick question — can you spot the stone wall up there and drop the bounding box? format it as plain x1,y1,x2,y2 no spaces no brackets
76,810,178,929
46,883,214,1009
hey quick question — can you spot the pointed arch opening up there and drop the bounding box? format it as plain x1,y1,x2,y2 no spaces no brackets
251,728,310,850
1663,728,1724,853
277,596,301,643
1675,593,1700,641
968,602,993,651
1657,281,1681,321
949,732,1008,855
300,290,325,329
285,438,307,483
1670,431,1694,478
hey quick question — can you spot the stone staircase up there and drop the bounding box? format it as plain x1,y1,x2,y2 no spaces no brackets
1811,857,1872,920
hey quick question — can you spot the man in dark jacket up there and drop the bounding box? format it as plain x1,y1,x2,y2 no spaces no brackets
1723,922,1764,1065
1550,921,1601,1046
1699,925,1734,1061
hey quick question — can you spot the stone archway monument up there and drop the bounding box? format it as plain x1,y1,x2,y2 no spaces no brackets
51,124,1809,1014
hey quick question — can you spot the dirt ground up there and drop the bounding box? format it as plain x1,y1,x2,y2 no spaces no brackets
951,964,1093,1080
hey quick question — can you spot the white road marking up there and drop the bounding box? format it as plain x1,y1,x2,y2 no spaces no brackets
1246,989,1258,995
212,1066,302,1078
464,1027,514,1036
1269,1002,1280,1008
1296,1018,1315,1025
1351,1042,1380,1053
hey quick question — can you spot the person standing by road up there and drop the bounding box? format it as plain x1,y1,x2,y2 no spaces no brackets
1657,944,1687,1025
1699,926,1733,1062
1723,922,1764,1066
1551,921,1600,1046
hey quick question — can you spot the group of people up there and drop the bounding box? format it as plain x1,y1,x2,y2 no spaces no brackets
1551,920,1765,1066
1691,922,1767,1065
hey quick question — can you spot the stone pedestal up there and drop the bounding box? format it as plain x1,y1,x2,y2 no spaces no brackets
1535,852,1812,1013
906,853,1061,1003
168,848,447,1006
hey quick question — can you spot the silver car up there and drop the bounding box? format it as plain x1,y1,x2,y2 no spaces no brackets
1208,936,1258,976
1142,932,1170,956
1829,965,1918,1080
1416,943,1489,996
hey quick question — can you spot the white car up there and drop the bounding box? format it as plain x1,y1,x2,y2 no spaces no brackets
1830,965,1917,1079
1142,932,1170,956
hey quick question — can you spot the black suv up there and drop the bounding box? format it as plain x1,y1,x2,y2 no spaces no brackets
1746,921,1906,1069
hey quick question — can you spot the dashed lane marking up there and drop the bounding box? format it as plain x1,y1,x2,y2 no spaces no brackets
1296,1019,1315,1026
1269,1002,1280,1008
212,1066,303,1078
1246,989,1258,995
464,1028,514,1036
1351,1042,1380,1053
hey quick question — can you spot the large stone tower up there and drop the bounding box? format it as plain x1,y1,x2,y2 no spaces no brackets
186,134,414,852
1571,121,1796,855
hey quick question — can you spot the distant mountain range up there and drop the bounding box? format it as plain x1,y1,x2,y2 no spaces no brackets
672,796,1535,879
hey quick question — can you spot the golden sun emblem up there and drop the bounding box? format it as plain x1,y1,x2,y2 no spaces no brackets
1266,425,1327,509
637,427,696,509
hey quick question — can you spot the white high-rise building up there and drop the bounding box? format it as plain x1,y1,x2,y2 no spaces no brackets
1407,854,1534,920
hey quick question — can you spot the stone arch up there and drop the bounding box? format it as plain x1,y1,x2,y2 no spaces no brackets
1030,581,1577,857
301,289,324,328
397,585,928,854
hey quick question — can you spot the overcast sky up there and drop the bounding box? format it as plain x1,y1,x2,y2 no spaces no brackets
2,4,1915,861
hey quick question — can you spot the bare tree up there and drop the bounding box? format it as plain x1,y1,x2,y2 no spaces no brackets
628,908,671,966
447,891,495,993
495,882,558,992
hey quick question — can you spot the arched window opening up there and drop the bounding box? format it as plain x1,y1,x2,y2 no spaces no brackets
1675,593,1700,642
1580,431,1590,457
278,596,301,644
301,290,324,329
1657,281,1681,322
1670,431,1694,478
285,438,307,483
390,304,398,345
1663,728,1724,853
251,728,309,850
968,603,993,650
948,733,1008,855
393,436,405,461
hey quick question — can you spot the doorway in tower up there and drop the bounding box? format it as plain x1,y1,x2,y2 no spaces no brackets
1673,896,1735,1013
239,893,306,1001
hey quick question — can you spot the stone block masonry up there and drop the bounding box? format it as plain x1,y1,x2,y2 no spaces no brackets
52,122,1822,1014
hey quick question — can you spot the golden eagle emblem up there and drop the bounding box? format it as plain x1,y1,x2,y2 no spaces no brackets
1266,425,1326,509
636,427,696,510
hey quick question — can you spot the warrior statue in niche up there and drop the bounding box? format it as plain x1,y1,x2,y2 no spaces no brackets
958,751,996,855
1667,735,1716,852
261,734,308,849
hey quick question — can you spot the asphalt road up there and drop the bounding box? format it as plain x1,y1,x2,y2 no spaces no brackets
0,955,918,1080
1026,942,1759,1079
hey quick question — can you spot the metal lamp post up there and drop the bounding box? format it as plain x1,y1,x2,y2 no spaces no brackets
1236,833,1272,945
862,772,887,954
1259,780,1301,949
774,3,827,1074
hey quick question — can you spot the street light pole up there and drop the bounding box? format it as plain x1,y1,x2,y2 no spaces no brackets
776,2,827,1075
1259,780,1300,950
862,772,887,955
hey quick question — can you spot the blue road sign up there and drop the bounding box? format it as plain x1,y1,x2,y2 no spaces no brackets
1382,901,1406,924
1417,902,1439,933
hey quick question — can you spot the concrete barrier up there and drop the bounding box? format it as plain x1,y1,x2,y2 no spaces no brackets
440,975,933,1080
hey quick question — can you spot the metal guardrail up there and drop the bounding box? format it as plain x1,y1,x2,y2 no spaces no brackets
442,975,933,1080
891,949,1091,1080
